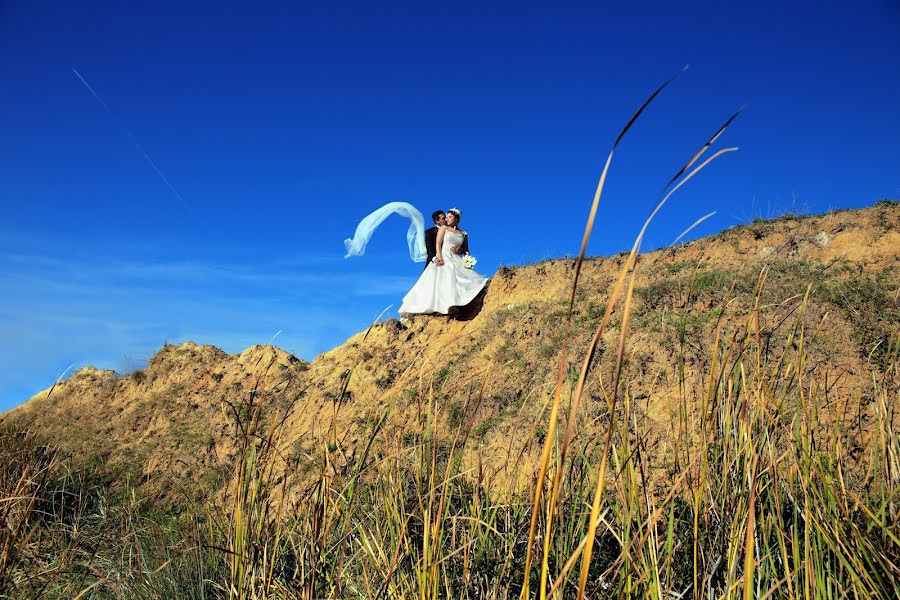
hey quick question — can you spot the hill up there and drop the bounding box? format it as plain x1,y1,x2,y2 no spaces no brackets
2,202,898,506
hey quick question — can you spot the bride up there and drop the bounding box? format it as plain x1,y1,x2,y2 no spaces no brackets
399,208,488,316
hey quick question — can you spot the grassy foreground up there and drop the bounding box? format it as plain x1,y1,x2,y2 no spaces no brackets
2,327,898,599
2,78,898,599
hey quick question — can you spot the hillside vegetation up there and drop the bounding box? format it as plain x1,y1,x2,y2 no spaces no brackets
1,201,898,598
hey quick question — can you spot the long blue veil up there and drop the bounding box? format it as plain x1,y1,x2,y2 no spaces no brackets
344,201,427,262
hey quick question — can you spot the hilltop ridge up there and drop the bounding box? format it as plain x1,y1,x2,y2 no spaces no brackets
3,202,898,504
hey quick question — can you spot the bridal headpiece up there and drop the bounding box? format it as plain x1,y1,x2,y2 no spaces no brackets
447,207,461,217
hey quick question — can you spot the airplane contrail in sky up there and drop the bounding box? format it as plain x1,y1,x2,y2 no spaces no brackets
71,67,191,212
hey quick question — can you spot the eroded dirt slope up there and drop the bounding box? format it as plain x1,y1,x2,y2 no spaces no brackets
4,202,897,503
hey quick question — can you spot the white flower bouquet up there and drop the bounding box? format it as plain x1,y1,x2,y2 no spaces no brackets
460,255,477,269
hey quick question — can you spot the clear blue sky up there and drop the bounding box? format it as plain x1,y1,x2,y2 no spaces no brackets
1,1,898,410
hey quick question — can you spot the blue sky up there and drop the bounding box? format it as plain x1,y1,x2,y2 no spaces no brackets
1,1,898,410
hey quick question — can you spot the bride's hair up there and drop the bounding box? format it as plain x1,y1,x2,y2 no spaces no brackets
447,209,461,223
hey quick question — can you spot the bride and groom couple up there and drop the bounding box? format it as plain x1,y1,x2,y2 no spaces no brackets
344,203,489,318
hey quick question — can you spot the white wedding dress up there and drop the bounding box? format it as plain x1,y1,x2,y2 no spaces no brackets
399,229,488,316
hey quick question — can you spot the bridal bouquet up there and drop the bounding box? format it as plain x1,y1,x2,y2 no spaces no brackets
460,255,477,269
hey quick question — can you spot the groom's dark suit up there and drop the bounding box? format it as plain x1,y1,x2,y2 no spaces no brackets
425,226,439,267
424,226,469,269
458,233,470,255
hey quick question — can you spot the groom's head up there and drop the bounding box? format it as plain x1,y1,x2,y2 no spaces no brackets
432,210,446,226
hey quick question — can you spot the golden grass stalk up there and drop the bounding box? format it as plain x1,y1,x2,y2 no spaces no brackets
520,66,687,600
577,144,738,599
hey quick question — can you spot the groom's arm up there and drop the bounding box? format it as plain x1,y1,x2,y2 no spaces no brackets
425,228,437,260
434,227,446,266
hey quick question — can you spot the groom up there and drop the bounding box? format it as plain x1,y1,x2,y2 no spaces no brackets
424,210,467,268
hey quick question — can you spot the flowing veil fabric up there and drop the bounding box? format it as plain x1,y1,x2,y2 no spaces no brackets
343,201,427,262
